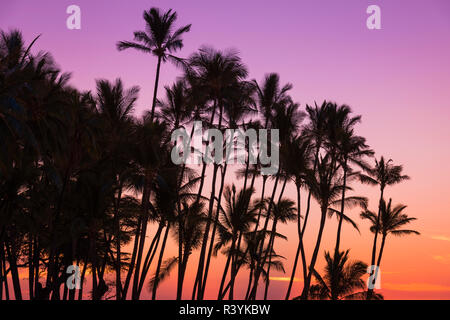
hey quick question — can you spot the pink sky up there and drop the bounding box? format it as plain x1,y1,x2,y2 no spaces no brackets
2,0,450,299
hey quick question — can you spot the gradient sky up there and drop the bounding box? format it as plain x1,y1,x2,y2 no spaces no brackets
2,0,450,299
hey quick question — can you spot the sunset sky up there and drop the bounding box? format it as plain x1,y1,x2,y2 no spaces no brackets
2,0,450,299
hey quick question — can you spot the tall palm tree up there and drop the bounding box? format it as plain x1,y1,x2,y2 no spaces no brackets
122,118,169,300
361,199,419,284
147,165,201,300
156,79,192,132
300,154,343,300
323,104,374,255
248,99,303,300
298,101,331,239
175,201,206,299
283,135,313,300
253,73,293,129
241,74,291,294
263,198,297,300
359,157,409,298
95,78,139,299
215,185,257,300
117,7,191,121
201,80,256,297
186,47,249,300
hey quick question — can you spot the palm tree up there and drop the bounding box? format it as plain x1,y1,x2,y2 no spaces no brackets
300,154,343,300
121,118,169,300
323,104,374,255
187,47,249,300
95,78,139,299
215,185,257,300
246,75,293,277
359,157,410,298
117,7,191,121
298,250,383,300
175,201,206,299
232,75,289,287
248,99,303,300
147,165,201,300
263,198,297,300
297,101,331,242
253,73,293,129
200,80,256,299
156,79,193,132
283,135,313,300
361,199,419,287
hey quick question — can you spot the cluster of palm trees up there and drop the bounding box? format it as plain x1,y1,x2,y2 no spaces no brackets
0,7,419,301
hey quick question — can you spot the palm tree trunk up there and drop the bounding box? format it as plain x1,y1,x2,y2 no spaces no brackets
262,178,287,300
242,141,250,191
192,100,218,299
137,223,163,296
194,101,217,204
0,247,3,300
33,236,39,299
229,232,243,300
114,184,123,300
218,234,236,300
177,213,184,300
201,163,228,298
28,235,34,300
245,175,267,299
193,163,219,300
371,235,386,290
366,188,384,300
121,214,141,299
248,174,279,300
285,184,307,300
152,223,170,300
334,160,348,255
301,145,321,235
376,235,386,268
177,247,190,300
150,56,162,121
5,240,22,300
1,244,10,300
244,263,254,300
301,205,327,300
89,234,98,300
132,179,152,300
263,220,277,300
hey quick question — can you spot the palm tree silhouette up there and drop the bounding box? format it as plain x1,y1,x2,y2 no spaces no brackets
322,104,374,255
263,198,297,299
215,185,257,300
95,78,139,299
359,157,410,299
361,198,419,290
283,135,313,300
300,154,343,300
296,250,383,300
248,78,299,300
117,8,191,121
186,47,249,300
